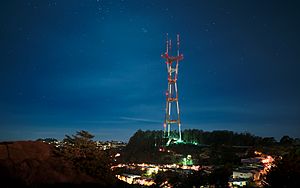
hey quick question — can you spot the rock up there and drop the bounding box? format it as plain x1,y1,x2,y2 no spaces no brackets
0,141,109,187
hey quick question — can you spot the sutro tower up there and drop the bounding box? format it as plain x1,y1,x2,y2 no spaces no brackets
161,34,183,145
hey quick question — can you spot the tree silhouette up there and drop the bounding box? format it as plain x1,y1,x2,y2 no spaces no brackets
280,135,294,145
265,150,300,187
208,166,232,188
61,130,115,185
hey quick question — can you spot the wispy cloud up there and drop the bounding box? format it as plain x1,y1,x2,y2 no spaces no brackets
120,116,161,124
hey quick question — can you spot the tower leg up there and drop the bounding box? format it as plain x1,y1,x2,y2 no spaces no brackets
178,123,182,141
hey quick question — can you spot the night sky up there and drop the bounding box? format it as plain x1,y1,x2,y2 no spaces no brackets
1,0,300,141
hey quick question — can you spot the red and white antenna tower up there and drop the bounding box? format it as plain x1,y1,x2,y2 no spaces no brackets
161,34,183,145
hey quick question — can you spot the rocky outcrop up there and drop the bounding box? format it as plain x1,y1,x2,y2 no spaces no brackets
0,141,110,187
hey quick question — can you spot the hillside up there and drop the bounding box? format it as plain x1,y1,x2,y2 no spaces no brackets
0,141,116,187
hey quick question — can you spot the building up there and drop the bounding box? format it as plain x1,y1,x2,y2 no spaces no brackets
116,173,155,186
228,177,248,187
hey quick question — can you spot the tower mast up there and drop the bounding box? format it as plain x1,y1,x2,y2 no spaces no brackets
161,34,183,145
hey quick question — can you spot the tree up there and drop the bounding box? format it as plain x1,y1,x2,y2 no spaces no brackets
280,135,294,145
208,166,232,188
260,137,277,146
124,130,164,163
265,150,300,187
61,130,115,185
154,170,185,188
185,170,209,187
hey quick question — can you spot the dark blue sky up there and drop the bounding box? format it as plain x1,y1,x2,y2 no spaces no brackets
1,0,300,141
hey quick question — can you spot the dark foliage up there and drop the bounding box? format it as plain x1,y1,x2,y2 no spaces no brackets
122,129,281,164
61,130,116,186
154,170,186,188
123,130,165,163
183,129,264,146
264,149,300,187
279,135,294,146
208,166,232,188
153,166,231,188
184,170,209,187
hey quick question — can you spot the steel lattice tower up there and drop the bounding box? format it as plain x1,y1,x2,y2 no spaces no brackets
161,34,183,145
